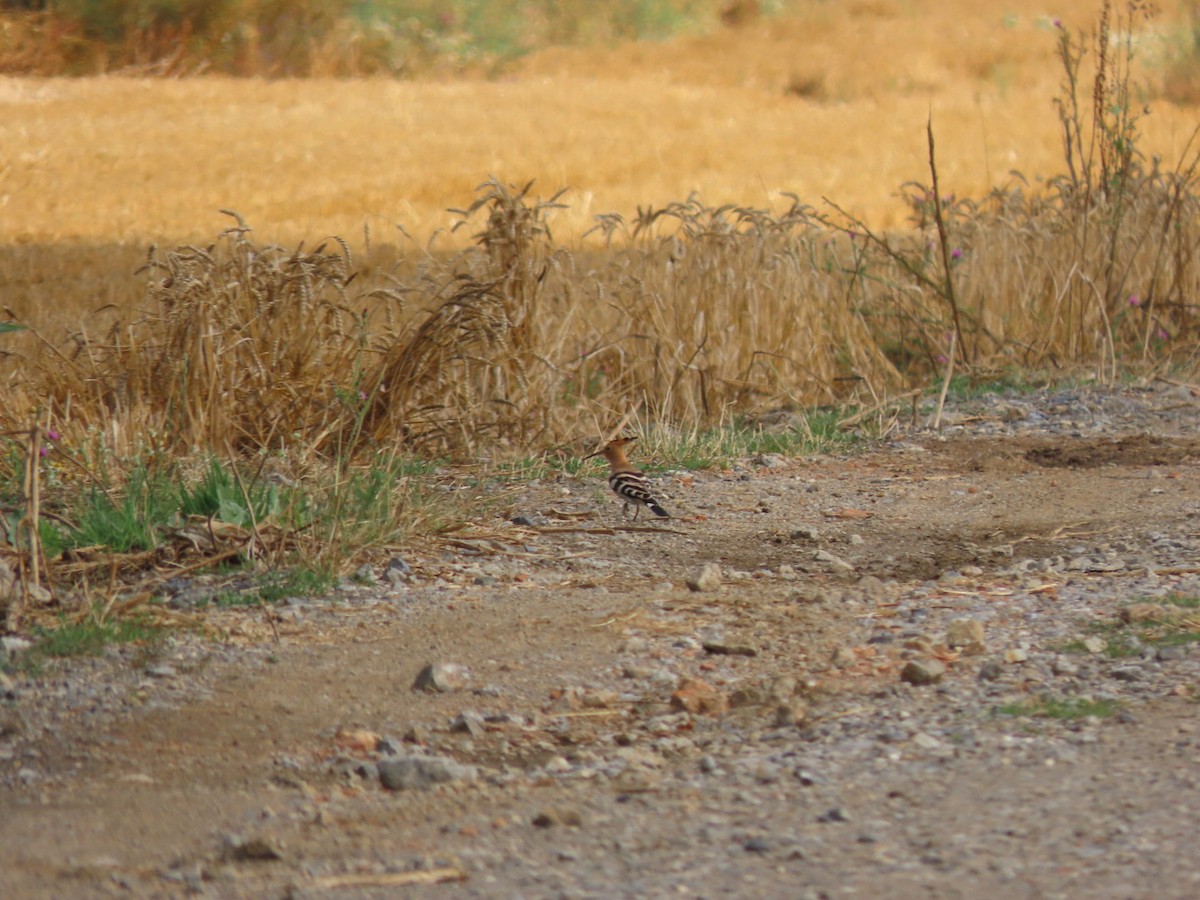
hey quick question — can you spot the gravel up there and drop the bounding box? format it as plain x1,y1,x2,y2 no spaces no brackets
5,382,1200,898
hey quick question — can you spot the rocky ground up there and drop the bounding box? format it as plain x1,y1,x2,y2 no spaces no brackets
4,381,1200,899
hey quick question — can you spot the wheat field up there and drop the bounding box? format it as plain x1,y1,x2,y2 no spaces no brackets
2,0,1195,246
2,0,1199,454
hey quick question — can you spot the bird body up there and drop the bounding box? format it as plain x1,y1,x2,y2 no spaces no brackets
585,436,670,519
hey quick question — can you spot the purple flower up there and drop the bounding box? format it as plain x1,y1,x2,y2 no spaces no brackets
950,248,963,260
936,354,949,365
46,429,60,441
39,446,49,457
1053,18,1063,29
1157,328,1169,340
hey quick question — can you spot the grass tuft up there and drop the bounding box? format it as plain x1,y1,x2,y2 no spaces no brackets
997,696,1122,720
32,615,164,659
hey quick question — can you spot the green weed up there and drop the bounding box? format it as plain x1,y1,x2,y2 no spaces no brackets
178,458,284,529
1060,597,1200,657
997,696,1121,720
613,416,858,473
210,567,336,607
938,371,1049,402
1161,593,1200,609
258,567,336,603
32,616,163,659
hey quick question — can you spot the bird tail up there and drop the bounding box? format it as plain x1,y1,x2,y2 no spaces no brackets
611,472,671,518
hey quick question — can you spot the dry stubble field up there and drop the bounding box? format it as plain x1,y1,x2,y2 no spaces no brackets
2,0,1198,337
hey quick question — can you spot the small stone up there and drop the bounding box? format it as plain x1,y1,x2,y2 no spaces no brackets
702,640,759,657
830,646,858,668
773,701,809,727
818,807,851,824
353,563,376,583
903,637,935,655
670,678,728,715
729,686,769,708
1082,637,1107,654
753,453,788,469
1004,648,1029,664
900,659,946,686
769,676,798,703
1157,645,1190,661
450,711,487,736
790,526,821,543
744,837,771,853
402,724,430,745
945,618,985,648
1052,655,1080,676
222,834,283,862
1,636,33,662
857,575,890,601
573,689,616,708
146,664,176,679
611,768,662,794
623,665,658,680
814,549,854,571
687,563,723,592
532,806,584,828
24,583,51,603
384,557,412,587
1110,665,1143,682
412,662,472,693
378,754,478,791
977,661,1003,682
511,515,537,527
912,732,942,750
333,724,379,753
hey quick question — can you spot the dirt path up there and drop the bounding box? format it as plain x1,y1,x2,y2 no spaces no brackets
5,383,1200,898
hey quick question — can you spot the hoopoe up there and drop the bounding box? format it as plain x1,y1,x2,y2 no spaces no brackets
584,436,670,520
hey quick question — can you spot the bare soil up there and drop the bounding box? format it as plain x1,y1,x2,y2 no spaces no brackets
5,384,1200,898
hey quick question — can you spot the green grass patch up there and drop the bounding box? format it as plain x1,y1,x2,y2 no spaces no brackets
1058,596,1200,658
210,567,337,608
938,370,1051,403
623,415,860,473
1160,593,1200,609
258,567,336,603
997,696,1122,720
1057,622,1144,659
32,616,164,659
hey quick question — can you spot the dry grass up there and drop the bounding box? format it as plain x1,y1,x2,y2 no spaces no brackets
4,0,1200,627
1,1,1199,456
2,2,1198,340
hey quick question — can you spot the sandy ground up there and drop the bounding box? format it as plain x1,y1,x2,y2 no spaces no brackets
5,383,1200,897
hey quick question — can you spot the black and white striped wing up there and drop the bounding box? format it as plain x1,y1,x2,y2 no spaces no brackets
610,471,670,517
